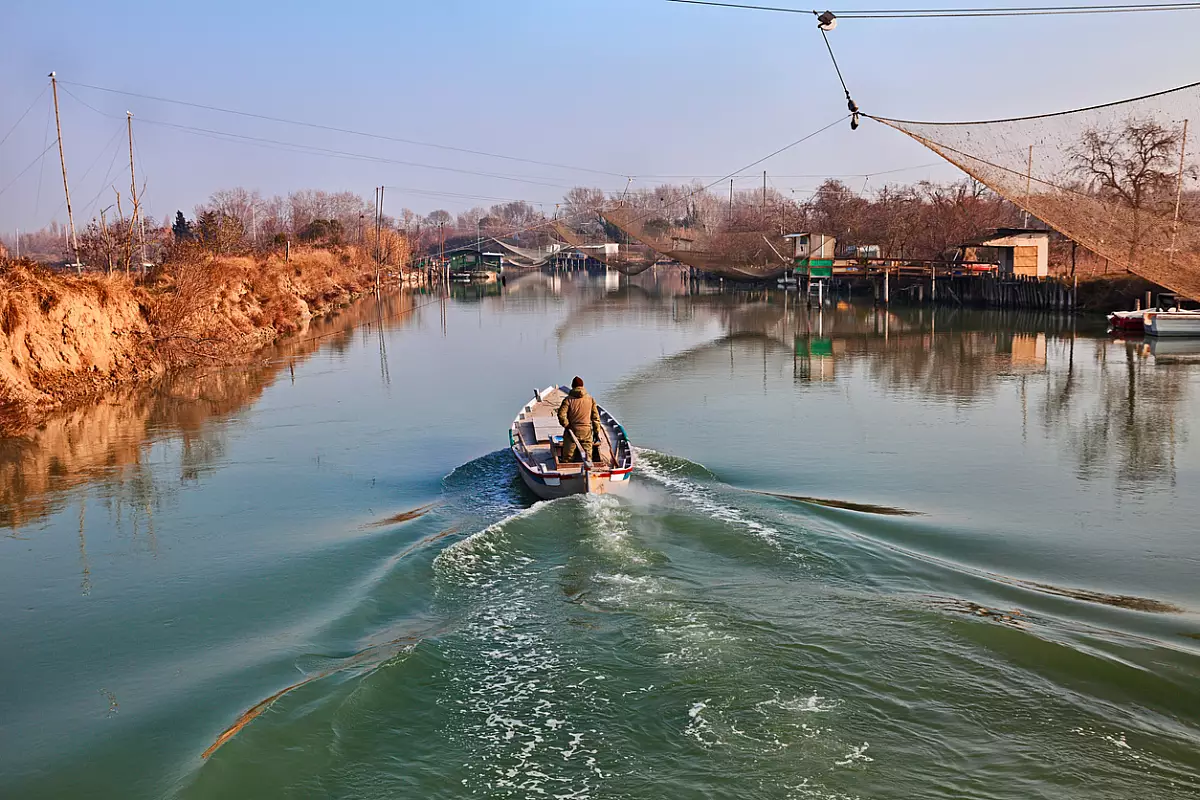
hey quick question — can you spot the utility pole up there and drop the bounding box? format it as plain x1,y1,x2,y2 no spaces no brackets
14,228,19,260
729,179,733,214
763,170,767,217
377,185,386,291
126,112,141,273
50,73,81,271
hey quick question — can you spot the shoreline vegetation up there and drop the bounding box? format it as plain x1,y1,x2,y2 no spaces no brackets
0,240,411,435
0,176,1170,433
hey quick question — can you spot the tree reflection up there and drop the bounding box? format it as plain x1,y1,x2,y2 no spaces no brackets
0,291,417,532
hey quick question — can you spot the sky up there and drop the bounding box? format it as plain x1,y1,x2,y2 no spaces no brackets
2,0,1199,234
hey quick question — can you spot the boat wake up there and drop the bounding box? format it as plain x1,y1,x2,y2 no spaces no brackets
634,449,784,544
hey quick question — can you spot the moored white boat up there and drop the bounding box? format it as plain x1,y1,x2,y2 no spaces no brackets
1144,309,1200,337
510,386,635,500
1108,308,1159,332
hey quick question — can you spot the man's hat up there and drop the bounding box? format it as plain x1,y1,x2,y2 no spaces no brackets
572,376,584,388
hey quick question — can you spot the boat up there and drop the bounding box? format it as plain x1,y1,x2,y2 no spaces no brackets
510,385,635,500
1149,337,1200,363
1108,308,1159,331
1144,309,1200,337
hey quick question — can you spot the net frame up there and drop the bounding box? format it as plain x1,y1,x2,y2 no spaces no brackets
867,81,1200,299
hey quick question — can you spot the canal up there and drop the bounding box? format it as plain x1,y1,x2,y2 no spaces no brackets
1,268,1197,799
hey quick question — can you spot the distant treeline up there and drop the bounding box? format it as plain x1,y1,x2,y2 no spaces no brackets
4,178,1024,269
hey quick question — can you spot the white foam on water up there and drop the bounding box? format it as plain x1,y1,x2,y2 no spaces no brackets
834,742,873,767
756,691,841,715
581,494,648,566
433,501,548,583
635,451,781,543
591,572,738,667
1070,726,1143,761
438,500,610,798
684,699,723,747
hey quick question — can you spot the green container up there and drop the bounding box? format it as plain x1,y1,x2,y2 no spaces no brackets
795,258,834,279
796,336,833,357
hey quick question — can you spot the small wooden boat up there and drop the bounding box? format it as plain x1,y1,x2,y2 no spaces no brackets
1108,308,1158,332
1145,309,1200,337
510,386,635,500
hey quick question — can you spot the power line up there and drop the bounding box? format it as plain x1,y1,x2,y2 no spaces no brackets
0,141,57,200
60,79,627,179
666,0,1200,17
59,87,593,193
632,163,944,178
0,86,49,150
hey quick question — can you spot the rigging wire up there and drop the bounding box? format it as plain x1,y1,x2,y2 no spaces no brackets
665,0,1200,17
59,79,628,179
0,85,49,151
633,162,945,178
35,97,54,217
59,87,589,193
866,77,1200,124
0,141,58,200
76,128,133,222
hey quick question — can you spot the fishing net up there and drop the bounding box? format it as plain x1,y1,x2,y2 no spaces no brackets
487,238,570,268
600,204,793,281
869,81,1200,299
550,217,660,275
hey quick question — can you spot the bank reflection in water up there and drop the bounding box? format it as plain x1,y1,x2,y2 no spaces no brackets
0,291,419,535
612,292,1194,491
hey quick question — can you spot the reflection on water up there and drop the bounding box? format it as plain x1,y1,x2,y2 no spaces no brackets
2,267,1199,800
601,289,1191,490
3,275,1194,538
0,292,418,532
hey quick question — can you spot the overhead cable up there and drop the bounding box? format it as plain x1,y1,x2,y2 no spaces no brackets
60,80,627,178
666,0,1200,17
58,88,584,192
0,86,49,150
0,141,58,199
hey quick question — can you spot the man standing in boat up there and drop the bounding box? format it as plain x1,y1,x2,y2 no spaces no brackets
558,376,602,463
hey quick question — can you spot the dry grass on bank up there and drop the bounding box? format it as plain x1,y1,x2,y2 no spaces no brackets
0,244,398,418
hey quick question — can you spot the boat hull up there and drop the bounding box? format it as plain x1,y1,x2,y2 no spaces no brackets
510,385,636,501
1145,311,1200,337
1108,311,1149,331
514,455,634,501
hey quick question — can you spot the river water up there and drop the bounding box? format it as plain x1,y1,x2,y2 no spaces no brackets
1,268,1198,799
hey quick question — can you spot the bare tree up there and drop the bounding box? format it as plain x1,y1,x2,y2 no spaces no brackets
1070,117,1195,261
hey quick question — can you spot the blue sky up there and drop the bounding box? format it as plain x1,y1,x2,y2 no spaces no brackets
2,0,1198,233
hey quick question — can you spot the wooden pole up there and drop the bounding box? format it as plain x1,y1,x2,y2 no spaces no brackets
378,185,386,291
114,190,125,276
1168,118,1189,265
126,112,141,273
1023,144,1033,228
99,206,111,274
50,73,81,271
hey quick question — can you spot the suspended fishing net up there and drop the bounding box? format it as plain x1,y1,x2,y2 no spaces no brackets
869,81,1200,299
549,217,660,275
487,237,570,268
600,204,793,281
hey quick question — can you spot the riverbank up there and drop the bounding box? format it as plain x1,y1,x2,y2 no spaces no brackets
0,246,407,434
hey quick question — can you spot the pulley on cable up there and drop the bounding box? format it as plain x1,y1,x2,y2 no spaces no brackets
815,11,860,130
